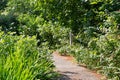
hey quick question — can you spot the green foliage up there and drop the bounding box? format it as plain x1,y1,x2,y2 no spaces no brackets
37,21,70,48
17,14,40,35
0,0,120,79
0,0,8,10
0,32,54,80
38,0,87,33
0,12,19,33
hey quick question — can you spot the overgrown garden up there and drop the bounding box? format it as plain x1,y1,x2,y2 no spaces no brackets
0,0,120,79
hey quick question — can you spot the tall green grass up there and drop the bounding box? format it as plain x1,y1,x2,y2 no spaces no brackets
0,32,54,80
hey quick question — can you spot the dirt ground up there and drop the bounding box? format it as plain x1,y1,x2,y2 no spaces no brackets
52,52,106,80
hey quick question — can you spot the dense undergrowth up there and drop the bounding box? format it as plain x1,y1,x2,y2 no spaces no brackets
0,32,55,80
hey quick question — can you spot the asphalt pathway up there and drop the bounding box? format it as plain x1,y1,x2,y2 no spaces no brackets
52,52,105,80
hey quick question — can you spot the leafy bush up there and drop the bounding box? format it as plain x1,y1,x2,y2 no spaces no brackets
37,21,70,48
95,33,120,79
0,32,54,80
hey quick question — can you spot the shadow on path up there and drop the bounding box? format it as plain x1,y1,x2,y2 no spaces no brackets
57,74,72,80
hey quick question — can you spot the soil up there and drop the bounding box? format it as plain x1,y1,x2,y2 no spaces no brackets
52,52,106,80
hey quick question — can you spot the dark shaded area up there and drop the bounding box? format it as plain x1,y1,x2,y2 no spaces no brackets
54,71,80,80
0,0,8,10
0,13,20,34
56,74,72,80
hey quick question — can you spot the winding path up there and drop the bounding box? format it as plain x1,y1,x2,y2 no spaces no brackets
52,52,105,80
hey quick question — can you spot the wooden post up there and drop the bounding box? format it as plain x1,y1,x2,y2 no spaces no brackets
69,31,73,46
